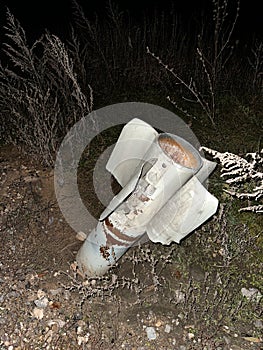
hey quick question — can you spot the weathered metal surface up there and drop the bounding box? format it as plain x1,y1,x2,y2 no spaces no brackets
76,118,218,277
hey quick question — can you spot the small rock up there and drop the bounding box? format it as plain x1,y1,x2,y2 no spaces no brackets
47,319,66,328
37,289,46,299
174,290,185,303
145,326,157,340
76,231,87,241
33,307,44,320
164,324,171,333
48,217,54,225
155,320,162,327
77,334,90,345
241,287,262,302
34,297,49,309
188,332,195,340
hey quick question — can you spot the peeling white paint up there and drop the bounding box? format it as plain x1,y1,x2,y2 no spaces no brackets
76,119,218,277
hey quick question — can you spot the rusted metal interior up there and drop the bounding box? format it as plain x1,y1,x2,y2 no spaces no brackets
158,134,199,169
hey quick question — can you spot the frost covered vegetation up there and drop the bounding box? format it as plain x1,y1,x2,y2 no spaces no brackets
202,147,263,213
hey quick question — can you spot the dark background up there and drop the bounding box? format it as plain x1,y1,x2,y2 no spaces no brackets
0,0,262,44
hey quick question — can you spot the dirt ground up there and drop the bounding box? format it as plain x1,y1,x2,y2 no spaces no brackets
0,145,262,350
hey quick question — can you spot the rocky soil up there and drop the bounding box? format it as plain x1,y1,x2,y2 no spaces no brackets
0,145,262,350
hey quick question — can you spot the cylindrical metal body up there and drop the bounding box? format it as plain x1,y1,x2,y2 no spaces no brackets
77,134,202,277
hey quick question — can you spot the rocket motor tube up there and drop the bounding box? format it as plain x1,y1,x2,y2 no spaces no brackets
76,133,202,277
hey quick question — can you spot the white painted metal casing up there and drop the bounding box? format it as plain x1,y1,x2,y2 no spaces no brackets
76,118,218,276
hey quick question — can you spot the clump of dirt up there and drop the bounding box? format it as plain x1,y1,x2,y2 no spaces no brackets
0,145,262,350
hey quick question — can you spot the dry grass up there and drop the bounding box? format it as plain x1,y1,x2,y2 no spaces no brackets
0,2,262,166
